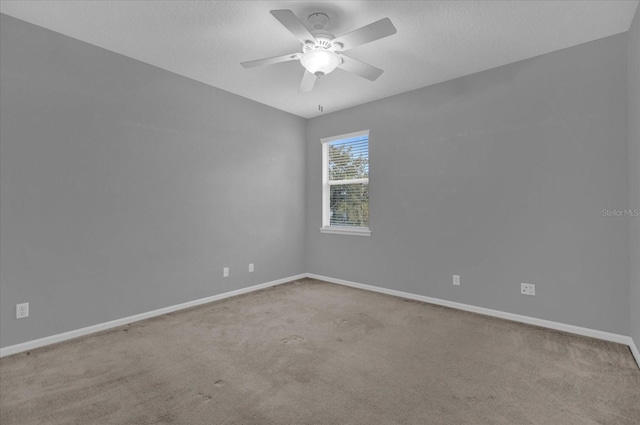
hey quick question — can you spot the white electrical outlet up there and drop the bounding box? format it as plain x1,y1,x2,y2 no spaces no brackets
521,283,536,296
453,275,460,286
223,267,229,277
16,303,29,319
249,263,254,273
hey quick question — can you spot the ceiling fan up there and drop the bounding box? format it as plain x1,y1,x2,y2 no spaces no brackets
241,10,397,93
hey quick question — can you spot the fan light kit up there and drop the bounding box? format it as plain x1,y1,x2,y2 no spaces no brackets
241,10,397,93
300,49,341,77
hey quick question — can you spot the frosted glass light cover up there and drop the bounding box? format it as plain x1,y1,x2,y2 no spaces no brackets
300,50,341,76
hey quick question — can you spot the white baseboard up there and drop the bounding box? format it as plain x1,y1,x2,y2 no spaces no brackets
306,273,640,369
0,274,306,358
630,338,640,369
3,272,639,370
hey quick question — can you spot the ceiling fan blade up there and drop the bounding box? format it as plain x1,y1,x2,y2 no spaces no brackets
338,54,384,81
241,53,301,69
332,18,397,51
299,71,317,93
270,10,316,44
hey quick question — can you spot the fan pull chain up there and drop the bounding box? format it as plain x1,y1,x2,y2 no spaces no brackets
318,87,325,113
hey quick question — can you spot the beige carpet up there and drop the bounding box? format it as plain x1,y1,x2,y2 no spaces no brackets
1,278,639,425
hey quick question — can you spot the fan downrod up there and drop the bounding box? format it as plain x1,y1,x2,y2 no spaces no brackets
307,12,330,30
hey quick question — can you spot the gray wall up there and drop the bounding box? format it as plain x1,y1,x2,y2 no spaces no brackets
1,12,636,350
306,34,630,335
629,7,640,350
0,15,307,348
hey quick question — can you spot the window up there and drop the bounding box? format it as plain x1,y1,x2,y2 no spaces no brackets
321,130,371,236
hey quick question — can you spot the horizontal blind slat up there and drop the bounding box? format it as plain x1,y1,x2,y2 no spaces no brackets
328,178,369,185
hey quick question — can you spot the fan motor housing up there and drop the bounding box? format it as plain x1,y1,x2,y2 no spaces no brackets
303,35,341,53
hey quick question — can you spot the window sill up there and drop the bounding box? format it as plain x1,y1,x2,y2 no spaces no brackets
320,226,371,237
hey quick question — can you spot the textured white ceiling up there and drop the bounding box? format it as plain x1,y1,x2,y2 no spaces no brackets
1,1,638,118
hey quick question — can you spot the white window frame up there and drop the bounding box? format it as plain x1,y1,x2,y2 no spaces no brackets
320,130,371,236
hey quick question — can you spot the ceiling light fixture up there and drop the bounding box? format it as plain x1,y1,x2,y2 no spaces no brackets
241,10,397,92
300,49,341,77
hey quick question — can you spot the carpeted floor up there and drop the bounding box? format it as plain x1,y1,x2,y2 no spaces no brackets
1,278,639,425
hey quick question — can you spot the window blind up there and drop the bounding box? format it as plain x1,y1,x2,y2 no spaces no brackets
326,134,369,227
